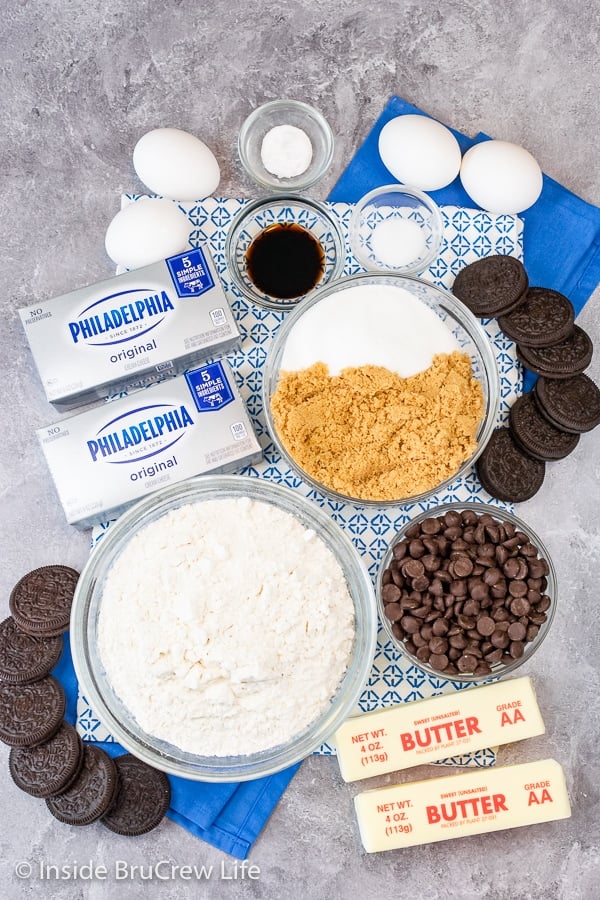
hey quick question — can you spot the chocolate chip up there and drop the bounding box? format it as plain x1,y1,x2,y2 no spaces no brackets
508,622,527,641
457,654,478,673
382,583,401,603
476,616,495,636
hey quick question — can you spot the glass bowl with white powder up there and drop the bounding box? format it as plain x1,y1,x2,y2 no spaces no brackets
349,184,443,276
263,273,500,506
238,99,334,192
70,475,377,781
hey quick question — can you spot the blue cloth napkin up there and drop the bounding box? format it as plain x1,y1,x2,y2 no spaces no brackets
52,635,300,858
329,95,600,390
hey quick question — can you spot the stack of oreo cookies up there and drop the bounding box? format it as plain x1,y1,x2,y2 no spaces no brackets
1,565,171,836
453,255,599,502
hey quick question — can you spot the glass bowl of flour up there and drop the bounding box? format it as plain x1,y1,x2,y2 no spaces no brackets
70,475,377,781
263,273,500,506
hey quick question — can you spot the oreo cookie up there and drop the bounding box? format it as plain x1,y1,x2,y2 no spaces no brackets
101,755,171,836
498,287,575,347
0,675,65,747
509,393,580,461
0,616,63,685
476,426,545,502
9,565,79,637
9,721,84,798
534,374,600,434
517,325,593,379
452,254,528,317
46,744,119,826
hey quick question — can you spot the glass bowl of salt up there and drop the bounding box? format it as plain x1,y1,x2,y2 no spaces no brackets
349,184,443,276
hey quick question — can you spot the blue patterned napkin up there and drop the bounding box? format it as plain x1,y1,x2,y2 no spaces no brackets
70,194,523,856
329,95,600,390
79,197,523,757
53,634,300,859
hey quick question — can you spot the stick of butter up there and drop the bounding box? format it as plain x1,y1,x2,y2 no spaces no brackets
334,676,544,782
354,758,570,852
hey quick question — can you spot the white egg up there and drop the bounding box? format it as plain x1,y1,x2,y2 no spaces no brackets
133,127,220,201
460,140,543,214
378,115,462,191
105,198,191,270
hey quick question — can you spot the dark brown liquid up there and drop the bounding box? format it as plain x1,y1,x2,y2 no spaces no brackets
246,223,325,300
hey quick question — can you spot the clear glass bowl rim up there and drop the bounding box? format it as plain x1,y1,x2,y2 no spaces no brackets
224,193,346,311
376,500,558,684
70,474,377,781
262,271,500,506
349,183,444,275
237,98,334,191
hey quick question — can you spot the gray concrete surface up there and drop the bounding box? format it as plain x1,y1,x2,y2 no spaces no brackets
1,1,599,898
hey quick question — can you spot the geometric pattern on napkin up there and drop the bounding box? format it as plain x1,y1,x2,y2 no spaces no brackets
78,197,524,767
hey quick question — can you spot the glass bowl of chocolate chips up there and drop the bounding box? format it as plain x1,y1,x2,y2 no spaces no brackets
377,502,556,682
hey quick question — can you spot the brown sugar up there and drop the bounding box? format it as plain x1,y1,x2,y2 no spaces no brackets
270,352,484,501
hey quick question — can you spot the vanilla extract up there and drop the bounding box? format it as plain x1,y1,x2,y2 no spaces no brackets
246,222,325,300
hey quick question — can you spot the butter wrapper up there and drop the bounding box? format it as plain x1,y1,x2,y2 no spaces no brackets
20,246,240,409
37,360,262,528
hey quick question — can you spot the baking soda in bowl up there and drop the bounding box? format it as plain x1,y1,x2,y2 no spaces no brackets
97,497,355,757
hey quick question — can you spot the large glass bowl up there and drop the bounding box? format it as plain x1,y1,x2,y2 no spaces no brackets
70,475,377,782
377,502,557,683
263,273,500,506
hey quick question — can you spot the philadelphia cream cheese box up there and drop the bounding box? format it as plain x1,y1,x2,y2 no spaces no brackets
20,245,240,409
37,359,262,528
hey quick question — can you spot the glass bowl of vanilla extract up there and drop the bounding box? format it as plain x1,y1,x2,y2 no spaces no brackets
224,195,345,310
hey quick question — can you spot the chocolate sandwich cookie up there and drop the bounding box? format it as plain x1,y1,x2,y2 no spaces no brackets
0,675,65,747
101,755,171,836
517,325,593,379
9,565,80,637
476,426,545,503
498,287,575,347
0,616,63,684
9,721,84,798
452,254,528,317
534,374,600,433
509,393,580,461
46,744,119,826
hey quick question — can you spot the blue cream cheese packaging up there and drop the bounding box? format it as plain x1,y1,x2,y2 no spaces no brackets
19,246,240,409
37,359,262,528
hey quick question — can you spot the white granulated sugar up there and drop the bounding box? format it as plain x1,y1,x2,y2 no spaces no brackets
98,497,355,756
280,284,459,378
260,124,313,178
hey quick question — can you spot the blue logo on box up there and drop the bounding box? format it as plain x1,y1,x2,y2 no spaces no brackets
185,361,234,412
166,248,215,298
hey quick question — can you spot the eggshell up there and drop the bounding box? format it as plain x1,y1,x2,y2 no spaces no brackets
460,140,543,214
105,198,191,270
378,115,462,191
133,127,220,201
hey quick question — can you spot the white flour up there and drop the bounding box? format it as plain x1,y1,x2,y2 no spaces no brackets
98,496,355,756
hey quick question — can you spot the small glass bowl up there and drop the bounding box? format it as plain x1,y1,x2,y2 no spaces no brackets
349,184,443,275
263,273,500,506
225,194,345,310
70,475,377,782
238,99,334,192
377,502,557,683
